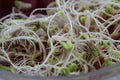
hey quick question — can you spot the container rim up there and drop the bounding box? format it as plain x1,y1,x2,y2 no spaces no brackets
0,62,120,80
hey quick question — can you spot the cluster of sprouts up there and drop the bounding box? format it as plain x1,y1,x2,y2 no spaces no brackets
0,0,120,76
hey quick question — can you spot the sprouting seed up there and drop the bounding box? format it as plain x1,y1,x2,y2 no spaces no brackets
91,49,100,57
28,61,36,67
58,11,64,17
48,58,57,65
39,20,47,31
68,63,77,72
80,52,87,59
102,40,111,49
14,0,31,9
111,50,120,59
90,33,97,38
0,25,4,29
50,26,57,35
58,67,70,75
30,25,37,31
80,32,89,39
105,59,116,66
60,40,73,51
89,5,95,10
105,5,115,14
80,16,86,25
47,40,51,46
33,52,41,59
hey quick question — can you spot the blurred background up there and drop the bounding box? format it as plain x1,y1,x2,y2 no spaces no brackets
0,0,54,18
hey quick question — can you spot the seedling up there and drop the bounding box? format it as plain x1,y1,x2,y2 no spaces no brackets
60,40,73,51
105,5,116,14
30,25,37,31
15,0,31,9
80,52,87,59
50,26,57,35
58,67,70,75
39,20,47,31
102,40,111,49
0,25,4,29
89,5,95,10
80,16,86,25
91,49,100,57
28,61,36,67
111,50,120,59
47,40,51,46
68,63,77,72
80,32,89,39
48,58,57,65
58,11,64,18
105,59,116,66
90,33,97,38
33,51,41,59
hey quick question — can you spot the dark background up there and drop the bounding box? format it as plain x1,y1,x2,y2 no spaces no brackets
0,0,54,18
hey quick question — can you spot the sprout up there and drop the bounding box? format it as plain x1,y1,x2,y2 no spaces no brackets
68,63,77,72
58,11,64,17
48,58,57,65
105,59,116,66
111,50,120,59
58,67,70,75
50,26,57,35
80,52,87,59
89,5,95,10
33,52,41,59
28,61,36,67
90,33,97,38
91,49,100,57
14,0,31,9
0,25,4,29
27,33,36,38
102,40,111,49
60,40,73,51
80,16,86,25
39,20,47,31
47,40,51,46
30,25,37,31
80,32,89,39
105,5,116,14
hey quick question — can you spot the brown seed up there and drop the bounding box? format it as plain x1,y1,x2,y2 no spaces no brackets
111,32,120,40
